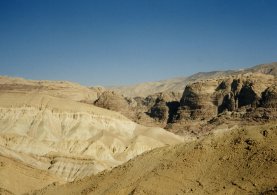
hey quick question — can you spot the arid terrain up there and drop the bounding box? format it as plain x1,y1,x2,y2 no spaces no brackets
0,62,276,194
31,123,277,195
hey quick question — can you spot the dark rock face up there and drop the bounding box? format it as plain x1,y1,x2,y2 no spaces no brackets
217,82,260,113
180,85,201,109
261,85,277,108
148,97,169,123
166,101,180,123
237,84,259,108
218,92,236,113
145,92,182,125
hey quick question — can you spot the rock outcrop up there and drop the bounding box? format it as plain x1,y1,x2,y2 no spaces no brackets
261,85,277,108
178,80,218,120
169,73,277,136
94,90,136,118
94,91,182,128
93,72,277,136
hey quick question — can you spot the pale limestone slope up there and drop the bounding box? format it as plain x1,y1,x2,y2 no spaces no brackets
35,123,277,195
0,155,61,195
0,92,184,182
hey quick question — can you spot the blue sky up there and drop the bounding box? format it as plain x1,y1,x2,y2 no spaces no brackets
0,0,276,86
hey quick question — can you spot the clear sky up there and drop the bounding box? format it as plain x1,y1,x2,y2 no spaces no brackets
0,0,276,86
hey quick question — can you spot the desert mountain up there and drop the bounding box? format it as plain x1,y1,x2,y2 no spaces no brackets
243,62,277,76
111,62,277,97
32,123,277,195
95,72,277,137
0,92,184,193
0,62,277,194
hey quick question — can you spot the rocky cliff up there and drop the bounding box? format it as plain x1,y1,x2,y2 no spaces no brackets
169,73,277,136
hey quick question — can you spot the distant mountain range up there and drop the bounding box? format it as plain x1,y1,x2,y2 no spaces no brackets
111,62,277,97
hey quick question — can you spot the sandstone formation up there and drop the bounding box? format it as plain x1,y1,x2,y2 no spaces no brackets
136,92,181,125
94,90,136,119
94,91,182,129
95,71,277,137
169,73,277,136
179,80,219,120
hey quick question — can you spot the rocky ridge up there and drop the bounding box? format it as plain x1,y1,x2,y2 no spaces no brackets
110,62,277,97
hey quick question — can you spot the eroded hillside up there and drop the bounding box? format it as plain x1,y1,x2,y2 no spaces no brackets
0,92,184,194
32,123,277,195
